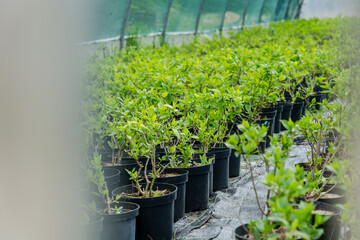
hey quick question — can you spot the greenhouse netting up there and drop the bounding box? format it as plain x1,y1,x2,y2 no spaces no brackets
84,0,303,47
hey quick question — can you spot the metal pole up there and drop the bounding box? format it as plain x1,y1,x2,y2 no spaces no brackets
274,0,281,21
220,0,230,33
120,0,132,50
195,0,205,35
285,0,292,20
259,0,267,24
241,0,250,29
293,0,304,19
162,0,173,45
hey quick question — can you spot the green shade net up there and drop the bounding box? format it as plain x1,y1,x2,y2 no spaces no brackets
198,0,228,32
244,0,265,26
86,0,128,41
275,0,289,21
288,0,300,20
223,0,248,29
125,0,169,36
261,0,279,23
167,0,202,32
84,0,297,41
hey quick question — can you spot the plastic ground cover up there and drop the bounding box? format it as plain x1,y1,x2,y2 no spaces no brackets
173,136,309,239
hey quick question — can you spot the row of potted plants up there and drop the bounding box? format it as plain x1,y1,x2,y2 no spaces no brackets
81,17,360,239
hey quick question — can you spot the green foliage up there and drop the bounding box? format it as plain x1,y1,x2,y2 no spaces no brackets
86,153,122,215
82,17,360,235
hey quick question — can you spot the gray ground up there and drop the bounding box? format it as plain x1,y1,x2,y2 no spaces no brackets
173,137,309,240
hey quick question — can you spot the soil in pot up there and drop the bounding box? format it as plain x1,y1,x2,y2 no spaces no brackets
151,168,189,222
112,183,177,240
318,186,346,205
313,201,342,240
280,103,293,131
208,147,231,191
99,201,140,240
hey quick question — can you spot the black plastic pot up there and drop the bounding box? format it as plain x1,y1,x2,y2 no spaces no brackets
291,101,304,122
152,168,189,222
82,215,103,240
100,202,139,240
112,183,177,240
309,93,325,110
301,100,307,116
234,224,250,240
280,103,293,131
174,163,210,212
234,224,301,240
259,110,276,148
319,186,346,205
256,119,271,152
102,157,140,187
208,147,231,191
192,153,215,197
103,168,121,194
103,154,161,187
313,201,342,240
295,98,306,117
89,168,121,202
229,149,241,177
274,104,284,133
209,160,214,196
295,162,335,178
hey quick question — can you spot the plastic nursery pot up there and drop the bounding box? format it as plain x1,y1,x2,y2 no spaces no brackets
229,148,241,178
102,156,140,187
208,147,231,191
89,168,121,202
103,154,159,187
112,183,177,240
280,103,293,131
98,202,140,240
152,168,189,222
174,162,211,212
313,201,342,240
299,99,307,116
290,101,304,123
234,224,302,240
318,185,346,205
273,104,284,133
259,110,276,148
256,119,271,153
234,224,250,240
82,215,103,240
295,162,335,178
193,153,215,197
308,93,325,111
103,168,120,194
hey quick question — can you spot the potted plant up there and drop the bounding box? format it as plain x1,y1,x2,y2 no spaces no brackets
86,153,139,240
227,120,329,239
112,108,178,240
